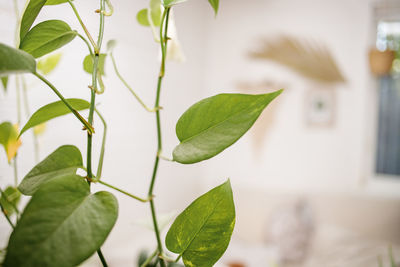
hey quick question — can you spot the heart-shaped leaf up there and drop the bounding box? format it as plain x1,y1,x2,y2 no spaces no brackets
1,77,8,92
0,43,36,76
4,175,118,267
137,9,151,26
83,54,107,75
20,0,47,41
18,145,83,195
166,180,235,267
0,122,22,163
0,186,21,216
208,0,219,15
173,90,283,164
20,20,77,58
20,98,90,137
37,53,62,75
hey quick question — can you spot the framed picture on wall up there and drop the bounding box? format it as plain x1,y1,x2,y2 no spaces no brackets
305,88,336,127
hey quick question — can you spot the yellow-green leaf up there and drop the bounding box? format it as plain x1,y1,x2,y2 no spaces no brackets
0,122,22,163
83,54,107,75
166,180,235,267
137,9,151,27
20,0,47,41
20,99,90,137
37,53,62,75
0,186,21,216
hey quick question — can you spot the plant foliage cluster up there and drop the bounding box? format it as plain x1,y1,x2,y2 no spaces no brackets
0,0,281,266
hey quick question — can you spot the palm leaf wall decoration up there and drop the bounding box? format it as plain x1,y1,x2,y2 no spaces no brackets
249,36,346,84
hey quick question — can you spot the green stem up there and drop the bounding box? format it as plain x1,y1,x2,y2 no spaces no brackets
21,76,40,163
87,0,106,180
140,250,157,267
12,0,20,46
34,72,94,134
67,0,98,52
77,33,94,57
96,249,108,267
94,108,107,178
0,203,15,229
110,52,156,112
175,254,182,263
97,180,150,202
147,8,171,267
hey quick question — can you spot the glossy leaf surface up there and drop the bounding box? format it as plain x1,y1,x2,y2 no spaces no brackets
20,20,77,58
18,145,83,195
173,90,283,164
0,122,22,163
0,43,36,76
208,0,219,15
83,54,107,75
166,180,235,267
1,77,8,92
20,0,47,41
37,53,62,74
20,98,90,136
0,186,21,216
4,175,118,267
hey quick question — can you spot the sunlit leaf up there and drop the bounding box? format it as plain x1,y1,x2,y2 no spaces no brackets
20,98,90,137
83,54,107,75
0,186,21,216
137,9,151,27
1,77,8,92
0,122,22,163
4,175,118,267
45,0,70,5
37,53,62,75
0,43,36,76
208,0,219,15
166,180,235,267
18,145,83,195
33,123,46,135
20,0,47,41
173,90,283,164
162,0,187,7
20,20,77,58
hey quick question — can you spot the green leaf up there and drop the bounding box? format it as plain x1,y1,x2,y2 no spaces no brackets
137,9,151,27
20,98,90,137
18,145,83,195
19,20,77,58
83,54,107,75
208,0,219,15
150,0,163,26
37,53,62,75
1,76,8,92
173,90,283,164
0,122,22,163
45,0,70,5
166,180,235,267
0,43,36,76
162,0,188,7
20,0,47,41
4,175,118,267
0,186,21,216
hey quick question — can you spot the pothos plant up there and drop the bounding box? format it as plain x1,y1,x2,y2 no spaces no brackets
0,0,282,266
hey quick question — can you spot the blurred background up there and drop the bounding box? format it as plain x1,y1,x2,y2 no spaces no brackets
1,0,400,266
